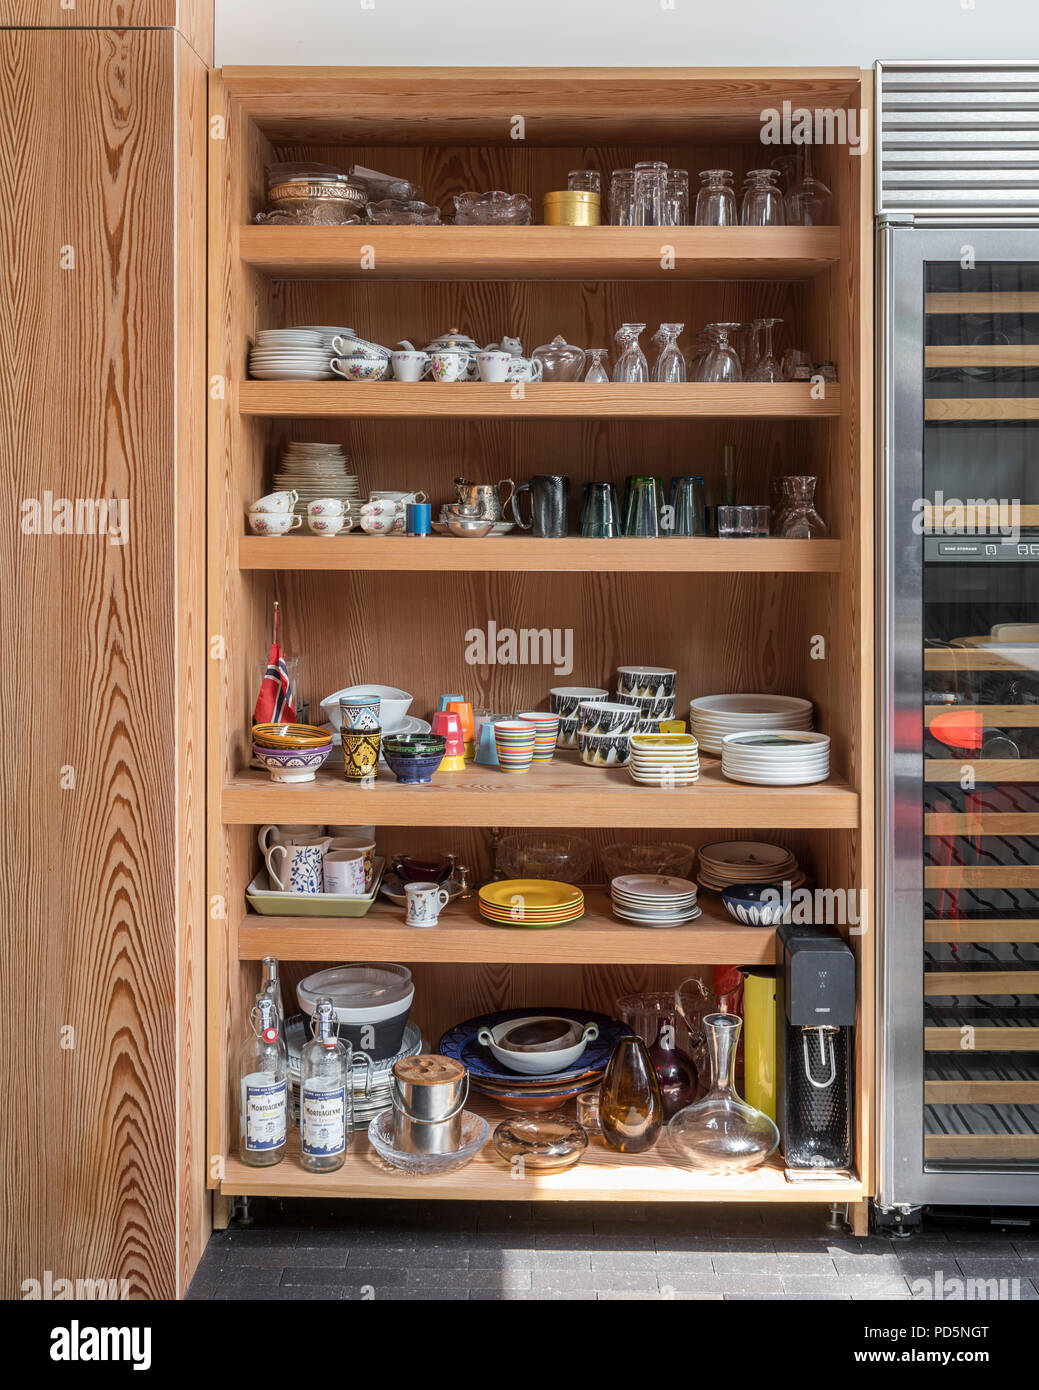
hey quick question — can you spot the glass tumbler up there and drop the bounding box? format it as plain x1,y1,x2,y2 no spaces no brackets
608,169,635,226
665,169,689,226
717,504,771,538
634,160,668,226
665,475,707,536
624,476,661,537
741,168,785,226
694,169,736,226
568,169,601,195
581,481,622,538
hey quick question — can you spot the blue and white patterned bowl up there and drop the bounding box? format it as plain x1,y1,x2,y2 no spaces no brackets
721,882,790,927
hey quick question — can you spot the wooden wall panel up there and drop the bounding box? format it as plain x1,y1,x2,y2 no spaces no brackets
0,1,214,65
0,28,207,1299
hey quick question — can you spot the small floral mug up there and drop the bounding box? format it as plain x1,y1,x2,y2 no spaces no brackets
405,880,450,927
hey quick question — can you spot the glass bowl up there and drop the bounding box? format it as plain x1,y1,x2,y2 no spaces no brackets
367,1110,489,1173
497,833,593,884
601,841,695,881
492,1112,589,1171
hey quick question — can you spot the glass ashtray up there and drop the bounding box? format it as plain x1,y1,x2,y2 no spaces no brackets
366,199,442,225
367,1110,489,1174
492,1112,589,1171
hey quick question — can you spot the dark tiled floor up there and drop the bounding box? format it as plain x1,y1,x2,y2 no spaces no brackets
187,1200,1039,1301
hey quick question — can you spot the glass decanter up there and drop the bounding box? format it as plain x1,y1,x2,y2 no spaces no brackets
599,1035,663,1152
584,348,610,383
651,322,686,382
777,475,828,538
668,1013,779,1172
612,323,649,383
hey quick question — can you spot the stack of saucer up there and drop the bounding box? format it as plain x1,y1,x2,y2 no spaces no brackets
248,328,336,380
689,694,813,755
628,732,699,785
697,840,804,893
721,731,830,785
273,443,362,523
610,873,701,927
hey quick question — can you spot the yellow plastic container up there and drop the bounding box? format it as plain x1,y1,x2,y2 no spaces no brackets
543,190,601,226
742,969,777,1122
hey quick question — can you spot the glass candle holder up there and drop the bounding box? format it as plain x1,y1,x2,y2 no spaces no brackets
576,1088,602,1135
717,504,771,538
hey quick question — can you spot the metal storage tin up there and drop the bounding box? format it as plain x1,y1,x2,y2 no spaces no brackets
391,1054,468,1154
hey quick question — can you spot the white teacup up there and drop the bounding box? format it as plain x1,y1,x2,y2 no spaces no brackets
506,357,543,383
307,498,346,517
360,512,397,536
476,350,512,383
370,490,428,506
323,848,368,896
308,514,344,537
252,490,299,513
405,880,451,927
430,351,471,383
248,511,302,536
391,350,432,382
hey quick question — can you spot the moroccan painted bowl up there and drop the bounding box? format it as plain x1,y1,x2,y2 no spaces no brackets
383,751,444,784
252,721,334,750
252,739,332,783
381,734,447,760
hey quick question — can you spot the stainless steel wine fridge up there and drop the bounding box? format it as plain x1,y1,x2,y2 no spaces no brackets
877,61,1039,1210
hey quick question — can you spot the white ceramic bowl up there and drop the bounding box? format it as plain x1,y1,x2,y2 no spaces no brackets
476,1017,599,1075
320,684,413,733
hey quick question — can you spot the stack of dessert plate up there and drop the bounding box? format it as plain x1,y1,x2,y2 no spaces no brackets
721,730,830,785
697,840,804,893
248,328,336,380
478,878,585,928
610,873,701,927
628,732,699,785
273,443,362,524
285,1014,423,1129
688,694,813,756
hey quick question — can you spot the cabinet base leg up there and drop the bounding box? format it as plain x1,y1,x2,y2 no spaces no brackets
850,1200,870,1237
212,1192,233,1231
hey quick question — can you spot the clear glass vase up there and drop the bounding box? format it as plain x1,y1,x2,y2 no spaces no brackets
667,1012,780,1172
599,1035,664,1153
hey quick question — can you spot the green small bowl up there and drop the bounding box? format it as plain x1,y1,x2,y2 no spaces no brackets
382,734,447,759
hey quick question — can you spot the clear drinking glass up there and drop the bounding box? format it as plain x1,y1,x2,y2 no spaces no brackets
612,323,649,382
651,322,686,382
584,348,610,383
717,504,771,537
568,169,601,195
624,476,660,537
608,169,635,226
746,317,782,382
694,169,736,226
693,323,743,382
777,476,828,538
665,476,707,536
665,169,689,226
741,169,785,226
634,160,668,226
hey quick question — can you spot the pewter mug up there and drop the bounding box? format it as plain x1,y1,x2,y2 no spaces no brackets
454,476,515,522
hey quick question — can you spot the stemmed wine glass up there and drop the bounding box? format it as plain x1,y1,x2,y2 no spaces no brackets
693,323,743,382
651,323,686,382
746,317,782,382
613,324,649,383
584,348,610,382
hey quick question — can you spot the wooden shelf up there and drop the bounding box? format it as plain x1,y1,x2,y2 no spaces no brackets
239,534,842,574
926,292,1039,315
237,887,776,964
921,504,1039,529
925,866,1039,890
926,704,1039,727
926,346,1039,368
222,757,859,829
219,1106,864,1204
237,224,841,281
925,919,1039,943
925,758,1039,782
925,397,1039,422
926,812,1039,835
925,649,1039,672
237,381,840,419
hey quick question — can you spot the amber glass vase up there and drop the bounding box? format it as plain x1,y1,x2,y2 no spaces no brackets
599,1035,664,1153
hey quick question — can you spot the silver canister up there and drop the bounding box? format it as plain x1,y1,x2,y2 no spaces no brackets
391,1055,468,1155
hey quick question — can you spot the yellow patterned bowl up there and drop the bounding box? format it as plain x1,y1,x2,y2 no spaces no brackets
251,722,333,751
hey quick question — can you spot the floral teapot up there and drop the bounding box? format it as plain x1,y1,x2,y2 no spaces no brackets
419,328,481,381
485,336,543,383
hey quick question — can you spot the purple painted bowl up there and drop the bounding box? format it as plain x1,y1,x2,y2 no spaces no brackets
253,739,332,783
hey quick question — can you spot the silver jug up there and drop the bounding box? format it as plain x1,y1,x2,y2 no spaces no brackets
454,476,515,522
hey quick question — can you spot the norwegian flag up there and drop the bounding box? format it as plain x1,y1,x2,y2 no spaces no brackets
253,600,296,725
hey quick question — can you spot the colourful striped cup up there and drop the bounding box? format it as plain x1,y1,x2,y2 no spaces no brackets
493,720,537,774
517,711,560,762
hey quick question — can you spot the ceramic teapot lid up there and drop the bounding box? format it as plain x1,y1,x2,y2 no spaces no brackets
425,327,480,354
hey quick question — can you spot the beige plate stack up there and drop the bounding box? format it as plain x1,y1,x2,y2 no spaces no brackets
697,839,804,893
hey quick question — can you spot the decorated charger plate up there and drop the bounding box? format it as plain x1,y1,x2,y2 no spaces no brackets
439,1006,627,1085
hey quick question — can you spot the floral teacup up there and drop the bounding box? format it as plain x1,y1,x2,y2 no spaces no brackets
430,350,472,383
252,489,299,513
249,510,302,536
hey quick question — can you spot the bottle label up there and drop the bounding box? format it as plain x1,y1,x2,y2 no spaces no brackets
245,1080,286,1152
301,1086,347,1157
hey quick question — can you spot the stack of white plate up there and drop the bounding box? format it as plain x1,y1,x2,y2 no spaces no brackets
610,873,701,928
627,732,700,786
721,731,830,785
689,694,813,756
273,443,362,524
697,840,804,892
249,328,336,380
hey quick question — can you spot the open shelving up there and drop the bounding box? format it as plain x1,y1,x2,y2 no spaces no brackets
208,65,874,1225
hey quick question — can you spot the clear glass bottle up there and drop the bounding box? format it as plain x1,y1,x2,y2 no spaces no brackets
777,475,828,538
239,992,288,1167
668,1013,780,1172
261,955,294,1123
651,322,686,382
300,997,350,1173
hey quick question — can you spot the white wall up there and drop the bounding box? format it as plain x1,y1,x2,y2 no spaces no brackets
216,0,1039,68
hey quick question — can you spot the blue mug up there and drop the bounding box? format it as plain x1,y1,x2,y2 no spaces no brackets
436,693,464,712
406,501,431,536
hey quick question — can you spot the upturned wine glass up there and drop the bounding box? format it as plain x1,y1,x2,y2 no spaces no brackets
694,169,737,226
693,323,743,382
746,317,782,382
741,168,785,226
612,323,649,383
584,348,610,383
651,323,686,382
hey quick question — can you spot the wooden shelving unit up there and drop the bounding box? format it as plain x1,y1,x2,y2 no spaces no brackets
208,65,874,1222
